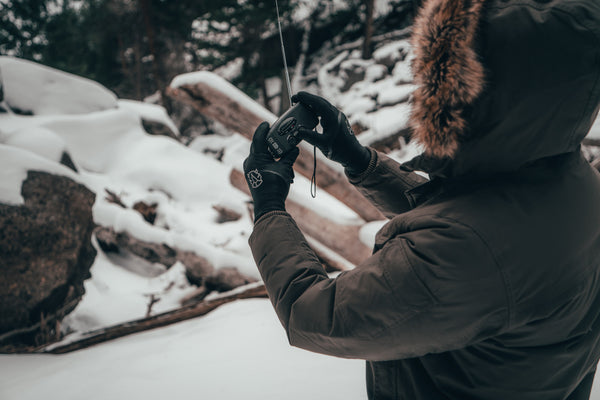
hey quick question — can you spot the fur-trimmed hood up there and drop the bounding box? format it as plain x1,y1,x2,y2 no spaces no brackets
408,0,600,177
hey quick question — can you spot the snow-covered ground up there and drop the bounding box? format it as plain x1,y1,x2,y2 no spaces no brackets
2,297,600,400
0,299,366,400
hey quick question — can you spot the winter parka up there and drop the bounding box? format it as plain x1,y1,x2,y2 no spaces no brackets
249,0,600,399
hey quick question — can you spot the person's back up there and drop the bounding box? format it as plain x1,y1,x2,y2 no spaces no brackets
364,152,600,398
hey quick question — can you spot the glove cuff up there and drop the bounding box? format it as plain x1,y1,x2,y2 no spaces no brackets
253,198,286,223
254,210,290,225
346,147,377,181
344,145,373,176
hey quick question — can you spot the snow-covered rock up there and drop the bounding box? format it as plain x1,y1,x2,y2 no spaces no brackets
0,170,96,344
0,144,78,205
377,84,417,106
118,100,180,138
372,40,411,68
0,58,263,345
3,126,68,167
313,41,416,144
0,56,117,115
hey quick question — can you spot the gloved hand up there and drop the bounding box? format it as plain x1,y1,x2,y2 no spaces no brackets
292,91,371,175
243,122,299,222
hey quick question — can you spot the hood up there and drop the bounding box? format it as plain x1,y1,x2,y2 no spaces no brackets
408,0,600,178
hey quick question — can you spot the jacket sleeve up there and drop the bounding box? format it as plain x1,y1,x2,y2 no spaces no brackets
347,149,429,218
249,211,509,361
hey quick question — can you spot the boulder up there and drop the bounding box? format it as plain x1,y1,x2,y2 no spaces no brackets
0,56,117,115
0,171,96,347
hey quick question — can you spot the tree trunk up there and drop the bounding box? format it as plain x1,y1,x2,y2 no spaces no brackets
138,0,166,108
133,33,143,100
362,0,375,59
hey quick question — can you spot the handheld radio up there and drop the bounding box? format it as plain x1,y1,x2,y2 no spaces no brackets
266,103,318,158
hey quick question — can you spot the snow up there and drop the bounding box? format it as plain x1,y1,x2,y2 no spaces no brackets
372,40,411,66
378,84,417,106
392,59,414,83
0,56,117,115
214,57,245,81
312,40,416,147
0,144,77,205
364,64,388,82
359,220,387,249
353,103,412,147
118,99,180,137
588,115,600,140
341,96,377,115
60,251,198,334
318,51,350,100
0,300,366,400
2,125,67,164
288,172,363,225
368,103,412,138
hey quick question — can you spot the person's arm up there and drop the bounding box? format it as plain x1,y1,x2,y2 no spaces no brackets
347,148,428,218
249,211,509,361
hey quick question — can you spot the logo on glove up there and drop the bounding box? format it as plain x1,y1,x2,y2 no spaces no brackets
247,169,263,188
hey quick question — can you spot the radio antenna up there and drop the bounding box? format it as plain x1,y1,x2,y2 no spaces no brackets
275,0,293,104
274,0,317,198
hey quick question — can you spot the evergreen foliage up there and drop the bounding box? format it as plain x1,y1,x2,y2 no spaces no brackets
0,0,416,105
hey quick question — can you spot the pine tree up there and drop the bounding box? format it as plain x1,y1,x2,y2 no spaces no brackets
0,0,54,60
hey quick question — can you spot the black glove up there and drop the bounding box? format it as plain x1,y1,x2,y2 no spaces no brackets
292,91,371,175
243,122,299,222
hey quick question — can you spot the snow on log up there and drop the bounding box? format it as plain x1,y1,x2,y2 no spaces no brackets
95,226,257,291
167,72,385,222
587,115,600,141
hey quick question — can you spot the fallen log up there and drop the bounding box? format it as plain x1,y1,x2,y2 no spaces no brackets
230,169,371,266
95,226,257,290
40,283,268,354
166,80,384,222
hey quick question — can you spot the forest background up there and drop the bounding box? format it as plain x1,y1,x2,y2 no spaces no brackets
1,0,420,136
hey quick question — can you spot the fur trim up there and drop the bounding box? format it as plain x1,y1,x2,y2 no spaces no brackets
410,0,487,159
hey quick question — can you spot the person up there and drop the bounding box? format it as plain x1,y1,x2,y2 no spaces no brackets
243,0,600,398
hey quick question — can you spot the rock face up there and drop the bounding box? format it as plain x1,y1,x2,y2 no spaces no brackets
0,171,96,345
